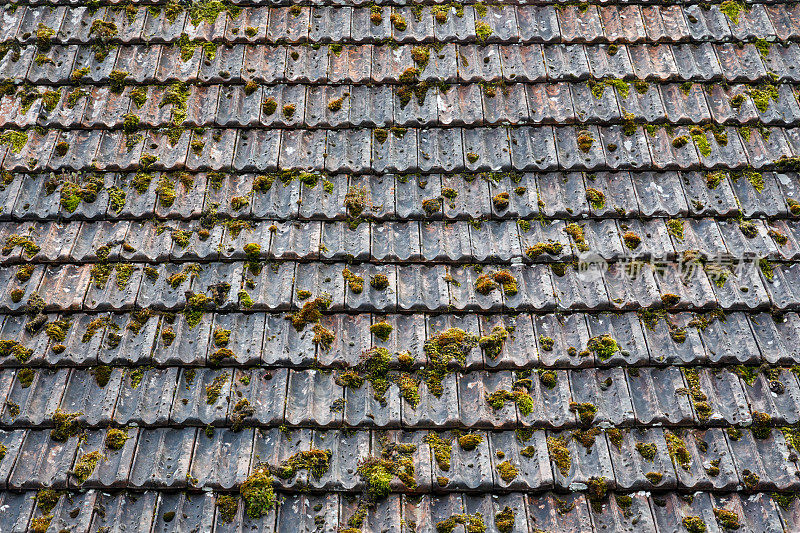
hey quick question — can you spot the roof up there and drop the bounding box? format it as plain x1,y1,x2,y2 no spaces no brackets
1,0,800,531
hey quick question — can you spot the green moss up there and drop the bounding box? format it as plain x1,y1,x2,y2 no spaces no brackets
188,0,241,25
586,476,610,512
497,460,518,482
525,241,562,259
584,187,605,209
275,449,332,479
547,436,571,476
216,494,239,523
719,0,744,25
423,328,478,396
184,292,212,328
666,218,685,240
635,442,657,461
623,231,641,250
479,325,508,359
436,512,486,533
586,334,619,361
50,408,82,441
105,428,129,450
390,12,406,31
564,223,589,252
241,466,275,518
370,321,393,341
682,516,707,533
689,126,711,156
29,516,53,533
425,432,453,471
665,430,691,470
569,402,598,426
36,489,60,514
357,457,395,499
458,434,483,451
475,20,493,42
205,373,229,404
342,268,364,293
0,130,28,154
73,450,104,484
713,508,741,530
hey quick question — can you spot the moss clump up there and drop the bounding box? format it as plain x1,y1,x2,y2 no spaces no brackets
586,334,619,361
370,321,393,341
690,127,711,157
538,369,557,389
623,231,641,250
105,428,129,450
636,442,657,461
423,328,478,396
751,411,771,439
3,233,40,257
642,472,663,485
216,494,238,523
682,516,707,533
29,516,53,533
486,386,534,416
569,402,598,426
205,373,229,404
436,512,486,533
547,436,571,476
312,323,335,351
665,218,685,241
51,409,82,441
564,223,589,252
525,241,562,259
713,508,741,530
374,128,388,143
89,365,111,388
73,450,104,484
241,466,275,518
475,20,492,42
289,293,331,331
274,449,332,479
364,272,389,291
390,12,406,31
282,104,295,118
494,507,514,532
577,130,594,153
213,327,231,347
497,460,518,482
342,268,364,294
586,476,610,512
457,433,483,451
17,367,35,388
184,292,212,328
720,0,744,25
357,457,395,499
479,325,508,359
585,188,605,209
261,97,277,116
492,192,509,211
36,489,61,515
665,430,691,470
425,432,453,471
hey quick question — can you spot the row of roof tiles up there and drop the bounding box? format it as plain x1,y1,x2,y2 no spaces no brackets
2,307,799,368
1,489,794,533
8,81,800,130
8,42,800,85
2,125,799,174
0,424,798,493
2,216,799,265
8,3,799,45
0,254,789,312
3,361,800,427
0,170,796,221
